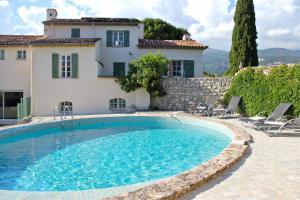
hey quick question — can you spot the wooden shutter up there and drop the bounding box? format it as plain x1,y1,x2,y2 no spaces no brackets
106,30,113,47
72,53,78,78
124,31,130,47
52,53,59,79
183,60,194,78
113,63,125,77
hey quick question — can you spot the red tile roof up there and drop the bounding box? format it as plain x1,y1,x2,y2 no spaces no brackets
137,39,208,49
30,38,100,46
43,18,140,26
0,35,44,46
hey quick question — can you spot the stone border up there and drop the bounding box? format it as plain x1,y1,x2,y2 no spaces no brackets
104,114,251,200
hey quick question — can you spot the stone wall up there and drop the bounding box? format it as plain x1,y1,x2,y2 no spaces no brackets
152,77,232,111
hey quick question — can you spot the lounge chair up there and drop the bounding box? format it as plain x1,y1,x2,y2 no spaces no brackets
252,103,292,130
211,96,241,118
194,95,218,115
267,117,300,136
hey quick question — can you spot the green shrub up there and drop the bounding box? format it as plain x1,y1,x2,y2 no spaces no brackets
224,64,300,116
203,71,217,77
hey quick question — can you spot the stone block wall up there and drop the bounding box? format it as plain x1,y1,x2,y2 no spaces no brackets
152,77,232,111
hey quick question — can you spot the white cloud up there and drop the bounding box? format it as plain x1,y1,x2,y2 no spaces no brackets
184,0,234,49
10,0,300,50
0,0,9,7
15,6,45,34
184,0,300,50
267,28,290,37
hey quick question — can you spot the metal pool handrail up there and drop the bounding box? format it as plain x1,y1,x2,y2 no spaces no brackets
170,114,182,124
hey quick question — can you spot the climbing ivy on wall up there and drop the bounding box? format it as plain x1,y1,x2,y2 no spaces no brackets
224,65,300,116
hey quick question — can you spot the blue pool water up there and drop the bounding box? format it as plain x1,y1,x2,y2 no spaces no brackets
0,117,231,191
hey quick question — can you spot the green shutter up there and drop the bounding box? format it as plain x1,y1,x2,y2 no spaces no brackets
71,28,80,38
72,53,78,78
113,62,125,77
183,60,194,78
52,53,59,79
106,30,113,47
124,31,129,47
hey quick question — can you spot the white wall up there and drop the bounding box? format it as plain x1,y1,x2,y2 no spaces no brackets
0,47,31,97
31,45,150,116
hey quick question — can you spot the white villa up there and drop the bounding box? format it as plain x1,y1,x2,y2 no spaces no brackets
0,9,207,123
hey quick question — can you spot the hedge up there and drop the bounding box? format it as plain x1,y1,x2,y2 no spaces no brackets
224,64,300,117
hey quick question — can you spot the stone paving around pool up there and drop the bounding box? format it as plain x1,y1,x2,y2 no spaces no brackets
1,112,299,200
182,116,300,200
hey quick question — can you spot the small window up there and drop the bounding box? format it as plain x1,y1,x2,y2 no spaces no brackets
109,98,126,111
17,50,26,60
71,28,80,38
172,60,182,77
61,55,72,78
113,62,125,77
112,31,124,47
59,101,73,114
0,50,4,60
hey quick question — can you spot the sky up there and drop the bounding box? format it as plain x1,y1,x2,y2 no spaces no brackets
0,0,299,50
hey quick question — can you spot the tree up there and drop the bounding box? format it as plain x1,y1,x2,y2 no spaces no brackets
227,0,258,76
143,18,188,40
117,53,169,107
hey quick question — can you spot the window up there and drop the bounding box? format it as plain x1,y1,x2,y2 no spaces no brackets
61,55,72,78
71,28,80,38
0,50,4,60
113,62,125,77
17,51,26,60
172,60,182,77
109,98,126,111
112,31,124,47
59,101,73,114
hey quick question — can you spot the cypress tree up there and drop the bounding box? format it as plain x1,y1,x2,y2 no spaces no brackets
227,0,258,76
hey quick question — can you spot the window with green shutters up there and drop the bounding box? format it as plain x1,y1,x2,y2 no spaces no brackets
183,60,195,78
113,62,125,77
71,28,80,38
52,53,78,79
106,30,129,47
52,53,59,79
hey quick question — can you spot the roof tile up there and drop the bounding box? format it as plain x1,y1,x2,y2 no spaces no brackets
43,18,140,26
137,39,208,49
30,38,100,46
0,35,44,46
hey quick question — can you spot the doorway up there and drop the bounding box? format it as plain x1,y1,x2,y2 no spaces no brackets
0,92,23,119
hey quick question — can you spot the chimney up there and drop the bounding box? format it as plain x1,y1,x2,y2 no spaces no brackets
182,33,191,41
47,8,58,21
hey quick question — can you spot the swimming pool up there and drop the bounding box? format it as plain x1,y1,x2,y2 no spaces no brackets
0,116,232,192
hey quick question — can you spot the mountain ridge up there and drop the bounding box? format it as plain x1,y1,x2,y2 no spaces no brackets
203,48,300,75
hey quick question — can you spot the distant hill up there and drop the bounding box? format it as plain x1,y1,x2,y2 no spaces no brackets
203,48,300,75
258,48,300,65
203,48,229,75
